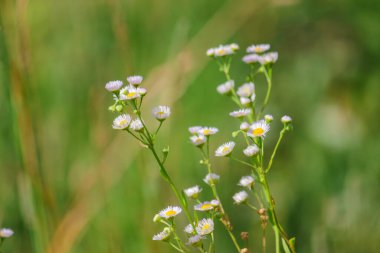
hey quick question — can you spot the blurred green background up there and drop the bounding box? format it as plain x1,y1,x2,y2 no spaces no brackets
1,0,380,252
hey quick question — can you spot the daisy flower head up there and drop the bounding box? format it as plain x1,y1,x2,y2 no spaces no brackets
194,201,215,212
112,114,131,130
159,206,182,219
243,144,260,157
230,43,240,51
212,43,238,57
259,52,278,65
136,87,147,96
246,44,270,53
0,228,14,238
184,223,196,234
264,114,274,123
281,115,292,124
240,122,250,131
188,126,202,135
206,48,215,57
130,119,144,132
217,80,235,95
238,175,255,189
242,53,262,64
105,80,123,92
215,141,235,157
187,235,204,246
247,120,270,138
190,135,206,147
152,105,171,121
203,173,220,185
211,199,220,206
229,109,252,118
152,228,171,241
119,85,141,100
127,75,143,86
237,82,255,97
184,185,202,199
196,218,214,235
240,97,251,106
198,127,218,136
233,191,249,204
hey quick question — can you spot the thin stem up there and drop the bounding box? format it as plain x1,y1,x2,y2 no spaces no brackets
231,156,255,169
262,226,267,253
275,226,280,253
246,202,258,211
155,121,163,135
259,67,272,118
209,233,215,253
169,242,185,253
266,129,285,173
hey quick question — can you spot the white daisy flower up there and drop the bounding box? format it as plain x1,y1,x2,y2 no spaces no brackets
112,114,131,130
215,141,235,157
136,87,147,96
281,115,292,123
213,44,235,57
194,201,215,211
0,228,14,238
211,199,220,206
264,114,274,123
237,82,255,97
190,135,206,146
152,105,171,121
240,97,251,106
189,126,203,135
159,206,182,219
238,176,255,189
247,120,270,138
246,44,270,53
119,86,141,100
217,80,235,95
127,75,143,86
240,122,250,131
184,223,196,234
230,43,240,51
242,54,262,64
229,109,252,118
259,52,278,65
203,173,220,185
233,191,249,204
196,218,214,235
152,229,171,241
187,235,204,246
184,185,202,199
206,48,215,57
130,119,144,131
105,80,123,92
243,145,260,157
198,127,218,136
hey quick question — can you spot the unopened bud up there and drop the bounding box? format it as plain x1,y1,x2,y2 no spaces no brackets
240,232,249,240
264,114,273,123
240,248,249,253
153,214,161,223
116,105,123,112
258,208,266,215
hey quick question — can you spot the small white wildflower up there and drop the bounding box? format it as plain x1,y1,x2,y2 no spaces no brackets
238,176,255,189
119,86,141,100
112,114,131,130
105,80,123,92
240,122,250,131
184,223,195,234
243,145,260,157
130,119,144,131
215,141,235,157
259,52,278,65
233,191,249,204
136,87,147,96
127,75,143,86
242,54,262,64
206,48,215,57
229,109,252,118
152,106,171,121
213,44,237,57
198,127,218,136
203,173,220,185
264,114,274,123
194,201,215,211
240,97,251,106
196,218,214,235
184,185,202,199
217,80,235,95
210,199,220,206
190,135,206,146
230,43,240,51
187,235,204,246
247,120,270,138
152,229,171,241
159,206,182,219
246,44,270,53
0,228,14,238
189,126,203,135
281,115,292,123
236,82,255,97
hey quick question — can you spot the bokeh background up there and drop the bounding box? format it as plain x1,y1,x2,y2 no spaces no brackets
1,0,380,252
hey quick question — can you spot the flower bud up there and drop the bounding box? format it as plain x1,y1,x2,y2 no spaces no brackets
264,114,273,123
153,214,161,223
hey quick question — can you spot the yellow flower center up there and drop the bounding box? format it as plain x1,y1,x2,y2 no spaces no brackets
252,127,264,136
119,119,127,126
203,129,210,135
200,204,213,210
158,111,165,115
127,92,137,98
217,49,225,55
202,224,210,231
222,146,229,153
165,210,177,216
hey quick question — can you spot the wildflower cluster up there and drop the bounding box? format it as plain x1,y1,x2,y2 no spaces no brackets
106,42,295,253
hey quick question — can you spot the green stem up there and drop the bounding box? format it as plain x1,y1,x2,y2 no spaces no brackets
246,202,258,211
275,226,280,253
231,156,255,169
259,67,272,118
266,129,285,173
169,242,185,253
